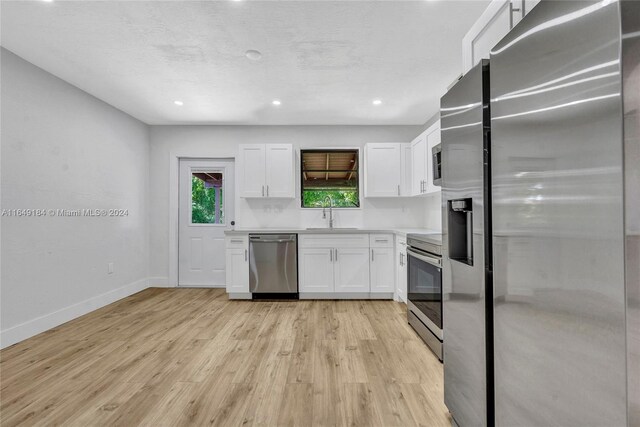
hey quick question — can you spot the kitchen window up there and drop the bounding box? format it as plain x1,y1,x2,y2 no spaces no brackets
300,149,360,208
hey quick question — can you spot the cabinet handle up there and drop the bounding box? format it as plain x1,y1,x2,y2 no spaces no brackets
397,184,400,196
231,239,243,244
262,185,265,197
245,249,248,261
335,248,338,262
371,249,374,262
330,249,333,262
267,185,269,197
400,253,404,266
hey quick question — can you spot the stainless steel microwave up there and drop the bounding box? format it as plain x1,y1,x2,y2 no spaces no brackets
432,143,442,186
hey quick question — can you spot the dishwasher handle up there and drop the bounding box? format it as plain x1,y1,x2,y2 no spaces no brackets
249,235,297,243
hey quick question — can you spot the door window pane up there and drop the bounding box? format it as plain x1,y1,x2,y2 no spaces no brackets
191,172,224,224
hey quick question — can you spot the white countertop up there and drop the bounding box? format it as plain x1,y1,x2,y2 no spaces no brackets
224,227,440,236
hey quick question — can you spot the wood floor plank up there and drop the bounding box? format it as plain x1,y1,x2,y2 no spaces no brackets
0,288,447,426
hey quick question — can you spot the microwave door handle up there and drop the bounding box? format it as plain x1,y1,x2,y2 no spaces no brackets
407,248,441,267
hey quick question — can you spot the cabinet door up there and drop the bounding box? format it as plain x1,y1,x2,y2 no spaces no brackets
400,143,412,196
426,122,441,194
334,247,370,293
365,143,401,197
370,247,395,293
226,248,249,293
462,0,521,73
411,134,427,195
265,144,294,198
299,248,334,293
239,144,266,198
396,246,407,303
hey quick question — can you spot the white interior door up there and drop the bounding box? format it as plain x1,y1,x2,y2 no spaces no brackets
179,159,234,287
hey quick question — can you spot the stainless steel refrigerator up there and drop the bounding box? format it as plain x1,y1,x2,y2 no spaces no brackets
441,1,639,425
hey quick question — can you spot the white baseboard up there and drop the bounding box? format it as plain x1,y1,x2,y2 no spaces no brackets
177,283,226,288
148,276,171,287
228,293,252,300
299,292,394,300
0,277,150,349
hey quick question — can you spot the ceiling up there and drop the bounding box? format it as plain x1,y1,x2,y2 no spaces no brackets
0,0,489,125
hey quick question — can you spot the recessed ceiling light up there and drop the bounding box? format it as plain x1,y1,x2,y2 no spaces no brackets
372,99,382,106
245,50,262,61
174,100,184,106
272,100,281,106
42,0,54,2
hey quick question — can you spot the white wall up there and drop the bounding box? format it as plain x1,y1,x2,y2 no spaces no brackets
149,125,436,283
0,48,150,348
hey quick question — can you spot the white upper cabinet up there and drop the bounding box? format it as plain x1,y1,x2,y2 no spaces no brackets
411,120,440,196
462,0,540,74
238,144,266,198
238,143,294,198
401,143,412,196
364,143,411,197
265,144,294,198
411,133,427,196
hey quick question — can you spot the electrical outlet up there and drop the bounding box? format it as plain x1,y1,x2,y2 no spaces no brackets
107,262,114,274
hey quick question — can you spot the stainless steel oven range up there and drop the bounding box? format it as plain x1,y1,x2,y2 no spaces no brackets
406,233,443,361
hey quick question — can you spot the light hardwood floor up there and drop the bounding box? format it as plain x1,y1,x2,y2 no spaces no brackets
0,288,450,426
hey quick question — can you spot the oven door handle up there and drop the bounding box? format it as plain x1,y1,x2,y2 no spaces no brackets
407,248,442,268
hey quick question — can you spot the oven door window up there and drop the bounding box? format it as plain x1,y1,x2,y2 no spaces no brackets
408,251,442,329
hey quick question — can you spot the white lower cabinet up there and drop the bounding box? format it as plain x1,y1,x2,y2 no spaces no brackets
396,237,408,303
298,234,393,298
228,233,397,299
225,236,250,296
370,247,395,293
334,247,370,292
299,248,334,293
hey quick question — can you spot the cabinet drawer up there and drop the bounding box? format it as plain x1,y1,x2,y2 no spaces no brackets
369,234,394,248
299,234,369,248
225,235,249,249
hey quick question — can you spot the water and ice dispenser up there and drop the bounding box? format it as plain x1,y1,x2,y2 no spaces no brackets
448,198,473,266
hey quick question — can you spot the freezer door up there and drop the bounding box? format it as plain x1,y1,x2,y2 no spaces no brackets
490,1,626,426
441,60,490,426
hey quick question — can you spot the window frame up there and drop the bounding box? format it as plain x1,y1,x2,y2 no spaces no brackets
189,167,227,226
299,148,362,209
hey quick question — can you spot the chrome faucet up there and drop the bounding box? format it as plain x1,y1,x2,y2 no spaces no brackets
322,195,334,228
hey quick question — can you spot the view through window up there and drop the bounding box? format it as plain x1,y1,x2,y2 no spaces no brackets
301,149,359,208
191,171,224,224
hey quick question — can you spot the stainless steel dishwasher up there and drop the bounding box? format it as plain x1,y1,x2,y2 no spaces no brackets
249,234,298,298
